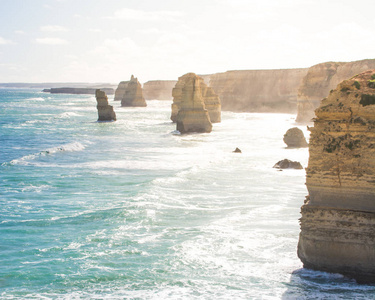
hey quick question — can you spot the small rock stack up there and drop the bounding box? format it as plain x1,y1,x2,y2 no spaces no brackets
283,127,308,148
96,89,116,121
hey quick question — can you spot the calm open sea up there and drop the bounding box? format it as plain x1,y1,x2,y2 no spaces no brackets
0,89,374,299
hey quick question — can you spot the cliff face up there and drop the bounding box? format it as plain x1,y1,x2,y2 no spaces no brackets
297,70,375,283
143,80,177,100
171,73,221,123
207,68,308,113
175,73,212,133
96,89,116,121
121,76,147,107
297,59,375,122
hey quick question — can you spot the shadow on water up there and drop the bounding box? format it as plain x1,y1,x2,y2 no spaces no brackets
282,268,375,299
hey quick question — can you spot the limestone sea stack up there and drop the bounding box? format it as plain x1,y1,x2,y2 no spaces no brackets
297,70,375,283
114,81,129,100
121,75,147,107
171,73,221,123
283,127,308,148
96,89,116,121
176,73,212,133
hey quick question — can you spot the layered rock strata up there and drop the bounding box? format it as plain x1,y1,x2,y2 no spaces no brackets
283,127,308,148
296,59,375,122
121,75,147,107
297,70,375,283
171,73,221,123
143,80,177,100
175,73,212,133
96,89,116,121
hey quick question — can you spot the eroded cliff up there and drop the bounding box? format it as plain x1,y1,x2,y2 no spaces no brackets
297,70,375,283
143,80,177,100
207,68,308,113
296,59,375,122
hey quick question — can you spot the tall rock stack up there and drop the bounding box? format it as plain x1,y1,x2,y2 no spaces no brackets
95,89,116,121
171,73,221,123
121,75,147,107
297,70,375,283
176,73,212,133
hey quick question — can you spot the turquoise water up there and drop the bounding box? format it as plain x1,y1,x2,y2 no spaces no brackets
1,89,374,299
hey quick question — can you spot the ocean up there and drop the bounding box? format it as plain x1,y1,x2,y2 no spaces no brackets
0,89,374,299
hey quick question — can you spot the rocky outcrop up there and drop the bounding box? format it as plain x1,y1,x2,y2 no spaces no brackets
96,89,116,121
283,127,308,148
273,159,303,169
175,73,212,133
143,80,177,100
171,73,221,123
207,68,308,113
296,59,375,123
121,75,147,107
114,81,129,101
44,87,114,95
297,70,375,283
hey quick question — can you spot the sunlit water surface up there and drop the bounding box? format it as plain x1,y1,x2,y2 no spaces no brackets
1,89,374,299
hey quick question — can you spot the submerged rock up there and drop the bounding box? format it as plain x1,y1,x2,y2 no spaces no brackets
297,70,375,283
171,73,221,123
96,89,116,121
273,159,303,169
121,75,147,107
283,127,308,148
175,73,212,134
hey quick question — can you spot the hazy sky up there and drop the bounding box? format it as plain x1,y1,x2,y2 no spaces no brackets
0,0,374,83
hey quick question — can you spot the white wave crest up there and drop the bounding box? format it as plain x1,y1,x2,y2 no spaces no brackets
55,112,82,119
8,142,86,165
27,97,45,101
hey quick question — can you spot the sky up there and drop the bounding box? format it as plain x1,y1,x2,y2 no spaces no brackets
0,0,374,83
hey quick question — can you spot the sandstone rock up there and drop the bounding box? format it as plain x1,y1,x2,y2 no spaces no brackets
297,70,375,283
96,89,116,121
121,75,147,107
233,147,242,153
283,127,308,148
273,159,303,169
114,81,129,100
171,73,221,123
296,59,375,123
143,80,177,100
175,73,212,133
